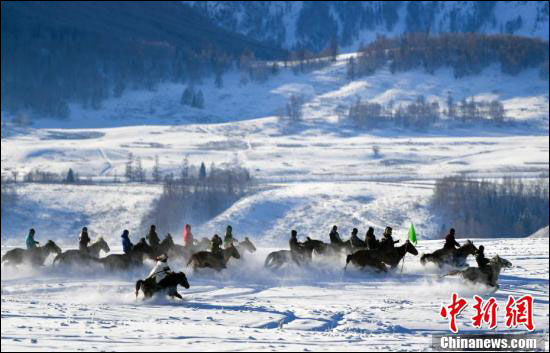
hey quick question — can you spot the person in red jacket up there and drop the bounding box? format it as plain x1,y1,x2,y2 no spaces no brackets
183,224,193,248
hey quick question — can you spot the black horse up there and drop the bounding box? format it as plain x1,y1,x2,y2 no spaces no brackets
135,271,190,299
420,240,478,268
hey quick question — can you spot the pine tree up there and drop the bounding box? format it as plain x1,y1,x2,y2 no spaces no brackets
66,168,75,183
152,155,161,183
125,152,134,182
198,162,207,181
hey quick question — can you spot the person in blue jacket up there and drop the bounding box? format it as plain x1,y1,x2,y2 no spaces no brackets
25,228,39,250
121,230,134,254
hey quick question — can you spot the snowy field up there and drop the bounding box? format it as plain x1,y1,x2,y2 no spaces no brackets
1,237,548,351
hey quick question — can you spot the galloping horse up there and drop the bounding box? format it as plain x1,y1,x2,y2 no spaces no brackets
186,244,240,271
236,237,257,256
97,238,154,271
420,240,478,268
444,255,512,289
53,237,111,266
2,240,62,267
135,272,190,299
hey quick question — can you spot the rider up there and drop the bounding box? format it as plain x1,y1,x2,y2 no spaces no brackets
329,225,344,246
365,227,378,250
79,227,91,253
443,228,460,251
183,224,193,248
121,230,134,254
25,228,39,250
380,226,399,251
224,225,236,248
349,228,364,247
289,229,306,264
146,225,160,249
211,234,223,258
147,254,172,287
475,245,494,285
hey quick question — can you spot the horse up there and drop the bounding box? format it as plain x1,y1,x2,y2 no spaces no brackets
135,271,190,299
304,237,353,258
344,250,388,272
53,237,110,266
375,240,419,268
264,250,298,269
264,238,320,269
444,255,512,289
236,237,256,255
420,240,478,268
97,238,154,271
194,237,212,252
186,244,240,271
1,240,62,267
153,234,175,257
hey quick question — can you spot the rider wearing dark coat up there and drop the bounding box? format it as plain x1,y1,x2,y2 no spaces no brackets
380,227,399,251
329,225,344,245
121,230,134,254
289,230,306,263
79,227,91,253
365,227,378,250
211,234,223,258
475,245,494,286
350,228,365,247
224,225,235,248
443,228,460,251
146,225,160,248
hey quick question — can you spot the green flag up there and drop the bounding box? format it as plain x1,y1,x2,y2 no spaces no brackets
408,223,417,246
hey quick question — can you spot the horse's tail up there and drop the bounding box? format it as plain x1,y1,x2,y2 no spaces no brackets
420,253,430,265
135,280,143,298
344,254,352,271
186,255,195,268
52,253,62,265
264,253,275,268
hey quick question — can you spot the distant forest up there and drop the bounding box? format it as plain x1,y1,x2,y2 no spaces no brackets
1,1,548,120
0,2,286,119
347,33,549,79
432,176,549,237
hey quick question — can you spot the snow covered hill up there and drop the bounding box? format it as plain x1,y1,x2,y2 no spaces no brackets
189,1,549,52
1,237,548,351
1,53,548,245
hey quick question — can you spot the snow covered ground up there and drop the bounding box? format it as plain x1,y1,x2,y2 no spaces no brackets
1,237,548,351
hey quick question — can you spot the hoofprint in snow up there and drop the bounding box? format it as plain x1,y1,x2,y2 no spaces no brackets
1,237,548,351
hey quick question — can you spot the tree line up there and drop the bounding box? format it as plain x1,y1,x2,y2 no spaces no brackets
139,158,254,234
347,94,507,129
347,33,549,80
432,175,549,237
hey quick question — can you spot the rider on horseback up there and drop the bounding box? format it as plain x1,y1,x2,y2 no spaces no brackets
121,230,134,254
475,245,494,286
79,227,90,253
146,225,160,249
350,228,364,247
443,228,460,251
289,230,307,264
25,228,39,250
365,227,378,250
380,227,399,251
183,224,193,248
329,225,344,246
224,225,236,248
147,254,172,287
211,234,223,258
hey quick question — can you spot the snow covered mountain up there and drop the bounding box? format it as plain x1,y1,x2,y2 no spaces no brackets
188,1,550,51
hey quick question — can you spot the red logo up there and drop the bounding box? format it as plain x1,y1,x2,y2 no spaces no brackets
440,293,535,333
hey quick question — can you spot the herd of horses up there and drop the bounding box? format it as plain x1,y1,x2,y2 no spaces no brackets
1,233,512,299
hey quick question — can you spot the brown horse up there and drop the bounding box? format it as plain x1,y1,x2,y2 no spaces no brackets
420,240,477,268
2,240,62,267
376,240,419,268
53,237,110,266
135,271,190,299
344,250,388,272
186,244,240,271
